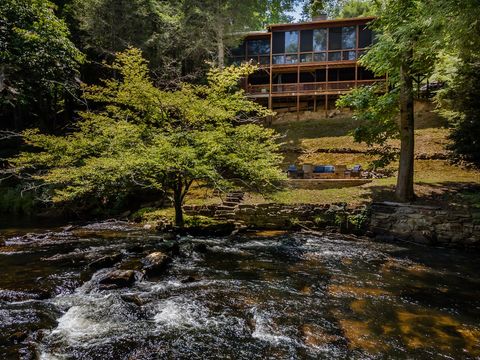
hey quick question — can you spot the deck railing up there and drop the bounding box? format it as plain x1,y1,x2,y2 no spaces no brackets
246,79,385,96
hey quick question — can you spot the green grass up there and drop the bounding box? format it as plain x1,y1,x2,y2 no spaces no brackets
266,113,480,206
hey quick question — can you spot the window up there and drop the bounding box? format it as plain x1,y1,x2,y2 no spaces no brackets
313,29,327,51
285,54,298,64
328,52,341,61
285,31,298,53
359,25,373,48
300,53,313,63
272,32,285,53
247,39,270,55
342,51,356,61
329,27,342,50
300,30,313,52
314,52,326,62
342,26,356,49
273,55,285,64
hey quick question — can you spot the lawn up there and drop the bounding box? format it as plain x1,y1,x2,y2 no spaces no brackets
184,109,480,208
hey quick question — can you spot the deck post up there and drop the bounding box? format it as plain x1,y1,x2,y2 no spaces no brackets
325,94,328,117
268,32,273,112
296,65,300,120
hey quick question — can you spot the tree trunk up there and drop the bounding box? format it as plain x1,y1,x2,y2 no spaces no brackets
395,48,415,202
173,180,184,227
216,21,225,68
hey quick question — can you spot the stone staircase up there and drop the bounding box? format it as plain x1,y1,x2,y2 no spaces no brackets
214,191,245,221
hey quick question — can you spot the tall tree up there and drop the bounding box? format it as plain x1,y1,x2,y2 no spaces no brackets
8,49,283,226
182,0,296,68
72,0,187,86
338,0,438,201
432,0,480,167
0,0,83,131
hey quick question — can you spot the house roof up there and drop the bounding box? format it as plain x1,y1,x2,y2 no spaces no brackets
267,16,376,31
234,16,376,40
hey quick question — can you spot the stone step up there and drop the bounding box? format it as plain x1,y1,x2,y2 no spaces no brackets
215,209,236,214
222,201,239,207
216,206,235,211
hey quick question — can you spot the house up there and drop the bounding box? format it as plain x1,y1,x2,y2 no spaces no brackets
228,16,386,114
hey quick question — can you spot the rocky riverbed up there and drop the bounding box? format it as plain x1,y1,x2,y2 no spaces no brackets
1,221,479,359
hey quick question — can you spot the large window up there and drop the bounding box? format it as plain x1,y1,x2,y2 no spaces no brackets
329,27,342,50
270,24,364,65
359,25,373,48
313,29,327,51
342,26,356,49
272,31,298,64
285,31,299,53
247,39,270,55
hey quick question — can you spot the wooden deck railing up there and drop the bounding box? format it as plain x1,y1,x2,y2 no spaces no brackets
246,79,385,96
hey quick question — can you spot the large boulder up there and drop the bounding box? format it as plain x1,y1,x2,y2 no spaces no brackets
98,270,136,289
141,252,171,276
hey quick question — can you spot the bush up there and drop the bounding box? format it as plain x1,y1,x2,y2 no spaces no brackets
0,186,37,215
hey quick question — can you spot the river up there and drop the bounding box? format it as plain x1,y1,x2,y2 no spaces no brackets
1,221,479,359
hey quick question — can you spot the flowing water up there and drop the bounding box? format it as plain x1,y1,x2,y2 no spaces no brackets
1,221,480,359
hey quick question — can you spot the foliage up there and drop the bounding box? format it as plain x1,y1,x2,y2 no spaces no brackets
336,86,399,168
301,0,375,19
337,0,376,18
9,48,284,226
72,0,186,86
0,185,37,215
183,215,221,228
430,1,480,167
437,58,480,166
0,0,83,129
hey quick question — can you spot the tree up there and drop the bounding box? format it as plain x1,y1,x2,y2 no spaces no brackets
0,0,83,131
71,0,187,86
337,0,376,18
338,0,438,202
438,58,480,166
336,85,399,169
182,0,296,68
430,0,480,167
8,48,284,226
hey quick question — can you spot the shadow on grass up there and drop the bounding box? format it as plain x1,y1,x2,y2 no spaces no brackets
359,181,480,207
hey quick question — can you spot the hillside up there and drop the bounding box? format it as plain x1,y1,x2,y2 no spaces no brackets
187,105,480,208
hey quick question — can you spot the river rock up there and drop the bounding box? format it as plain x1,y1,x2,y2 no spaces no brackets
141,252,171,276
120,294,145,306
88,253,122,270
98,270,136,289
8,331,29,344
181,275,199,283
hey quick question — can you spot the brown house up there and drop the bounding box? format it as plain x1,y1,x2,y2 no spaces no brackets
228,16,386,113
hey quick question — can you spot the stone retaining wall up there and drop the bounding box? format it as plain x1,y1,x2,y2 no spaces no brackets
370,202,480,248
184,203,366,230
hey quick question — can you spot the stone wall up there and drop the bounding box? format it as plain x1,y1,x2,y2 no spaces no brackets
185,202,366,231
370,202,480,248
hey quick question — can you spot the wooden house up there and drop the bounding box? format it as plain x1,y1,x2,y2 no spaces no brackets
228,16,386,113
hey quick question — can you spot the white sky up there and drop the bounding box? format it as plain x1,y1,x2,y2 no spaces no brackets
287,2,304,22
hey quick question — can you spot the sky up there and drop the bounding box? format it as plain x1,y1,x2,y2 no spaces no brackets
288,2,304,22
